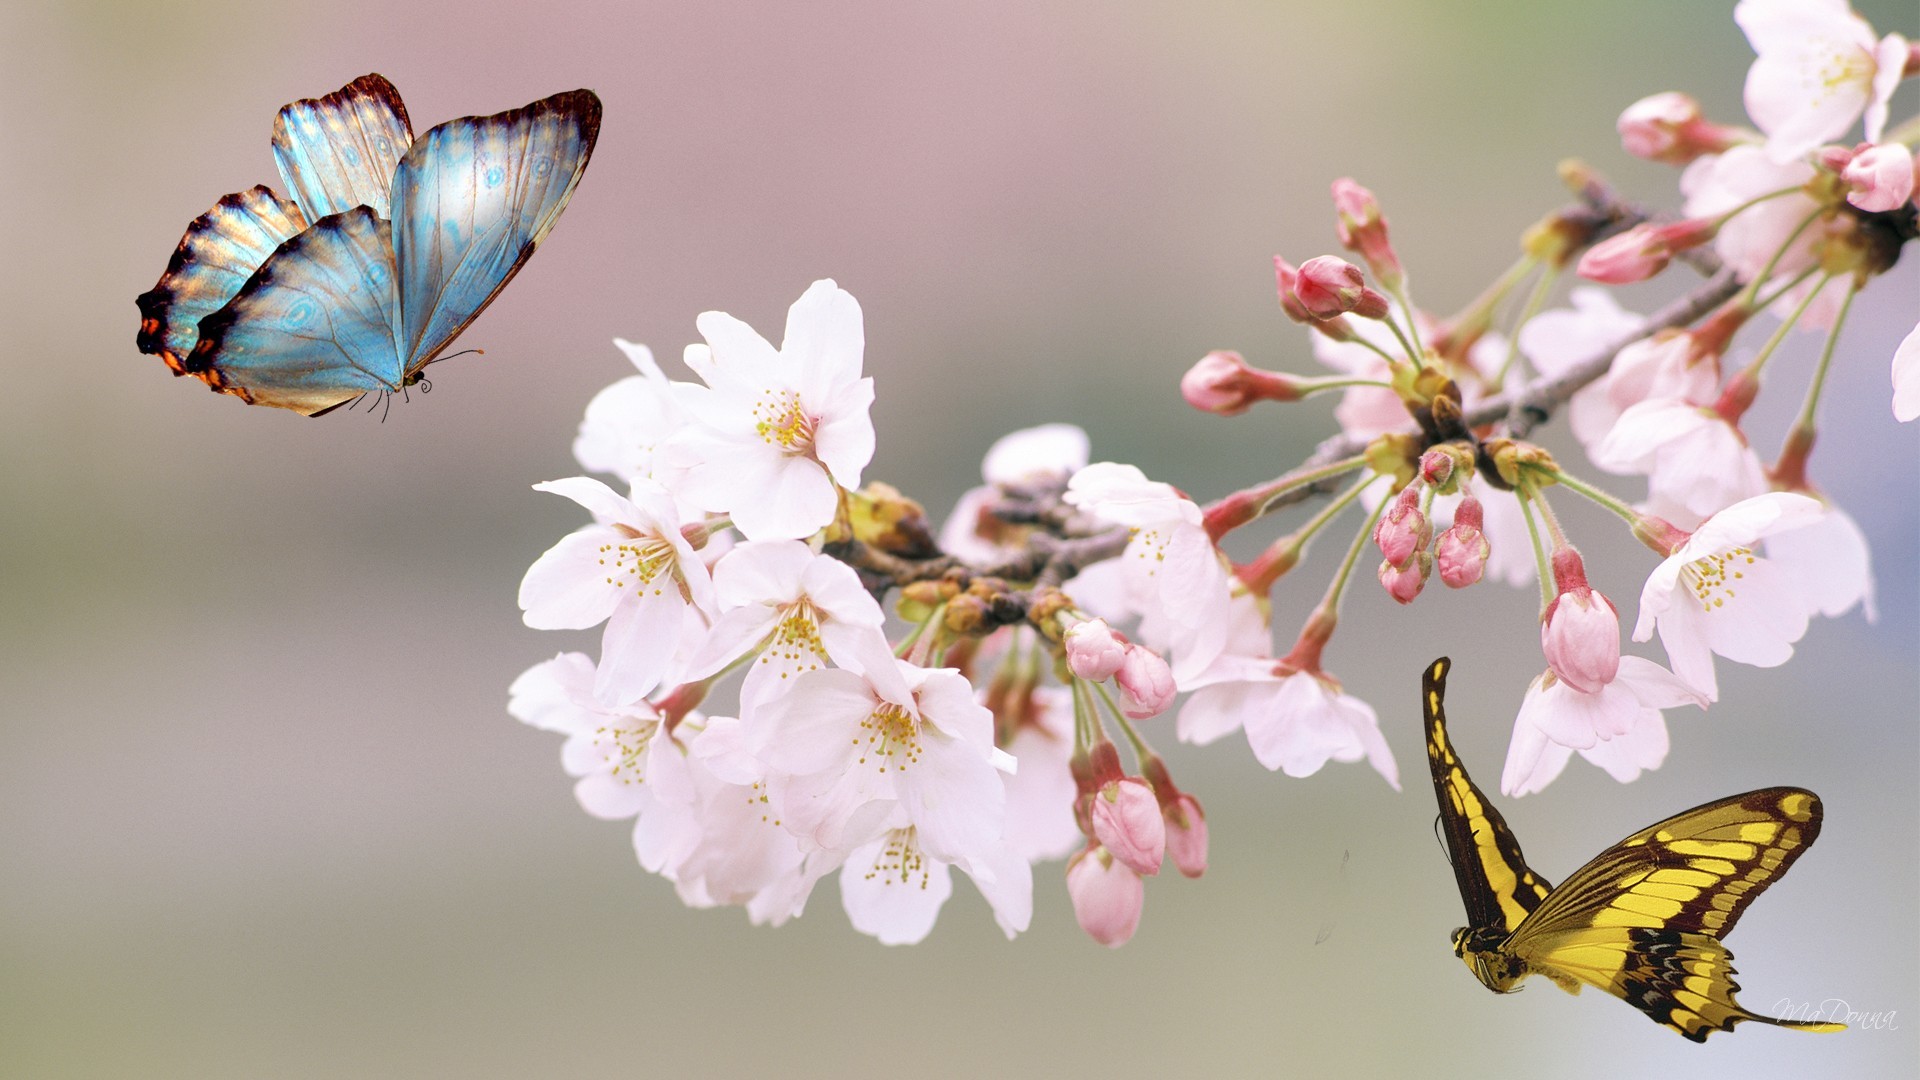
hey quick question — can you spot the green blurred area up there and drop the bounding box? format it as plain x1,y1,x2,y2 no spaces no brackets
1,0,1915,1076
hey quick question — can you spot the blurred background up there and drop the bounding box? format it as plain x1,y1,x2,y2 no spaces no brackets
2,0,1914,1076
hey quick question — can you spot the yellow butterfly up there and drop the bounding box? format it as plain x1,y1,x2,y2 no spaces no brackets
1421,657,1845,1041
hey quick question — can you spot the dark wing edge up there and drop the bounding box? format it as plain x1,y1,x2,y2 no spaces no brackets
392,88,603,372
271,73,415,221
1422,657,1554,934
136,186,309,371
1522,926,1846,1042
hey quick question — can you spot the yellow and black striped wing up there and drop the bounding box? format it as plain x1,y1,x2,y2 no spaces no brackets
1506,787,1841,1041
1423,657,1552,934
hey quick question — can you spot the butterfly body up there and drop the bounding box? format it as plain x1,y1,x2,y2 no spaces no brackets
137,75,600,415
1421,657,1844,1041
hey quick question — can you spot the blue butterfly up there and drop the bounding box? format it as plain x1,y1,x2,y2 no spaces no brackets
137,74,601,416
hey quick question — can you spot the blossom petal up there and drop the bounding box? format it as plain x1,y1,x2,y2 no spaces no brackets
839,834,953,945
1893,323,1920,422
519,527,624,629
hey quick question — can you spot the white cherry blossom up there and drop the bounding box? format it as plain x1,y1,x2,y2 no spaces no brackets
1063,462,1231,681
667,280,876,541
1593,399,1769,520
1765,499,1877,622
1500,658,1707,796
1634,492,1827,701
839,824,1033,944
940,423,1091,565
1892,322,1920,422
1735,0,1908,162
999,686,1082,864
573,340,690,490
748,661,1008,873
684,540,900,710
518,477,716,702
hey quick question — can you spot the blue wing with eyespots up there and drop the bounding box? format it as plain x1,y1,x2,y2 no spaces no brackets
183,206,404,415
390,89,601,373
136,186,309,372
272,74,413,221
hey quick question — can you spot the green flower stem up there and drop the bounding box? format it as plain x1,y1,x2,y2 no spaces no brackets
1736,271,1832,382
1736,205,1823,312
1315,475,1393,617
1751,264,1820,313
1493,264,1561,390
1516,485,1555,614
1788,280,1860,440
1094,683,1155,766
1386,280,1426,360
1541,466,1642,527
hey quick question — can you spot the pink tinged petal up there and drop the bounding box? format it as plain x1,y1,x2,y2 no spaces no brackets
688,716,764,786
728,457,840,542
839,833,953,946
531,475,640,524
1612,655,1710,712
683,603,782,684
1176,680,1266,746
1578,712,1671,785
811,377,877,488
1656,603,1722,703
1865,34,1908,143
1002,708,1082,864
1091,780,1165,877
964,843,1035,939
1526,680,1618,749
1767,506,1876,621
1066,849,1144,947
773,767,896,854
594,590,685,703
519,527,625,630
632,794,701,876
712,539,812,608
783,280,867,397
818,625,909,705
507,653,598,734
1502,679,1576,797
751,668,872,776
695,309,783,381
799,554,888,628
909,668,995,749
899,735,1007,871
1693,559,1809,667
1541,591,1621,694
575,772,647,820
982,423,1090,485
1163,794,1208,878
1893,323,1920,422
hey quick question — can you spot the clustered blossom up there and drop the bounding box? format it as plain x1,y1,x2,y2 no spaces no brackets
512,0,1908,949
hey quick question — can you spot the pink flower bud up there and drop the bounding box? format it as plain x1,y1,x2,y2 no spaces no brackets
1377,552,1429,605
1435,497,1489,589
1330,178,1403,289
1115,645,1177,719
1065,618,1127,681
1066,846,1145,947
1294,256,1389,320
1273,256,1317,324
1093,777,1166,876
1179,349,1301,416
1841,143,1916,213
1162,792,1208,878
1372,485,1429,568
1576,220,1714,284
1615,92,1745,165
1617,92,1700,161
1418,449,1454,487
1541,547,1619,693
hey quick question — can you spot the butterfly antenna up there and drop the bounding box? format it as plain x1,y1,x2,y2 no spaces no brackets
417,377,433,395
425,347,485,369
380,391,393,423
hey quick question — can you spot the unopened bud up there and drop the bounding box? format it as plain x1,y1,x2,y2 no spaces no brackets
1541,548,1620,693
1180,349,1303,415
1162,793,1208,878
1115,645,1177,719
1435,497,1489,588
1093,777,1166,876
1331,178,1404,289
1373,485,1430,568
1378,551,1430,605
1839,142,1916,213
1065,618,1127,681
1066,846,1145,947
1616,92,1745,165
1577,219,1716,284
1294,255,1390,320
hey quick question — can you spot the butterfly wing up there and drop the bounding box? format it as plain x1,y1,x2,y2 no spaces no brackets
271,74,414,221
389,89,601,373
1502,787,1838,1040
183,206,404,415
1423,658,1553,934
137,186,309,372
